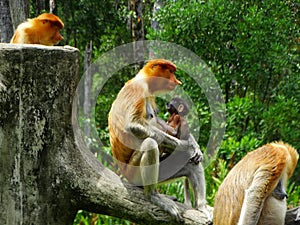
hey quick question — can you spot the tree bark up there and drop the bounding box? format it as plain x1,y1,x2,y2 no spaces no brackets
0,44,211,225
8,0,30,30
130,0,145,66
285,207,300,225
49,0,56,14
151,0,164,31
83,41,92,140
36,0,46,14
0,0,14,42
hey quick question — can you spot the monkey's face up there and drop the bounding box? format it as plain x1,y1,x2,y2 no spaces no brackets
167,97,190,116
148,67,181,93
38,18,64,45
166,103,178,115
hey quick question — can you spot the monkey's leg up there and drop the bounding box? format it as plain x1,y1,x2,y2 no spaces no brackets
184,178,192,207
188,163,206,209
140,138,159,194
163,158,206,207
163,159,211,219
139,138,182,222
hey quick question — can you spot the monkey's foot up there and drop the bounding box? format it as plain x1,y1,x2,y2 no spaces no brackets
150,193,182,222
196,204,213,223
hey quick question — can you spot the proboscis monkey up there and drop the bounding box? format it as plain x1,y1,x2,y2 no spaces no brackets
108,59,208,221
213,142,299,225
10,13,64,45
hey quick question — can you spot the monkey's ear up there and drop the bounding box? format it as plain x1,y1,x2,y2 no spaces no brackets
177,104,184,113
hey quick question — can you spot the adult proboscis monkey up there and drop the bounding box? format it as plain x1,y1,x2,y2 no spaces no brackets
108,59,208,221
10,13,64,45
214,142,299,225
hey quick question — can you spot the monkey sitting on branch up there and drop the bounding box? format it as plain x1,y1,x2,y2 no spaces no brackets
108,59,209,222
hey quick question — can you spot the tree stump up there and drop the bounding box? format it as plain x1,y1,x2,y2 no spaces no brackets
0,44,212,225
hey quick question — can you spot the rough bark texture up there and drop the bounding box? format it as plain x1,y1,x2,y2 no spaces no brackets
0,0,14,42
286,207,300,225
0,43,211,225
8,0,30,30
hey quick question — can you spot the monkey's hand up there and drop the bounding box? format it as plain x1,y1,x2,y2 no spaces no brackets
125,122,151,139
188,134,203,164
179,134,203,164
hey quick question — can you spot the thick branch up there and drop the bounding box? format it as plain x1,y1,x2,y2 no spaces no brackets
66,129,212,225
285,207,300,225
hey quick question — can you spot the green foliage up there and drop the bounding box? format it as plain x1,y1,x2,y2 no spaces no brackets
287,183,300,207
261,95,300,145
148,0,299,102
205,157,229,205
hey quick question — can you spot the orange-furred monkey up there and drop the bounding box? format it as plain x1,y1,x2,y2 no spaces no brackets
108,59,207,221
10,13,64,45
213,142,299,225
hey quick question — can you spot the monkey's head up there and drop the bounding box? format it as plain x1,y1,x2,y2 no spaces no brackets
36,13,64,45
141,59,181,93
166,97,189,116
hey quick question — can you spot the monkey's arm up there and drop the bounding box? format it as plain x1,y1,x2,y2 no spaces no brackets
126,122,202,163
125,122,181,147
238,170,283,225
151,125,203,164
238,186,265,225
156,117,177,136
238,147,289,225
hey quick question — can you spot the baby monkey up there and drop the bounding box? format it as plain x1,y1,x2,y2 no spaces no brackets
165,97,190,140
159,97,205,209
158,97,191,158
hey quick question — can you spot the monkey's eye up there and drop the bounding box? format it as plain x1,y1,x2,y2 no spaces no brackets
169,69,174,73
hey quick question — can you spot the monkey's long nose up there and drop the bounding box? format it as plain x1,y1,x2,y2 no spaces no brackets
59,34,64,41
174,78,182,85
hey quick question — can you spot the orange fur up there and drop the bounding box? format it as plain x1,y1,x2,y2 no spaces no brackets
108,59,181,182
10,13,64,46
213,142,299,225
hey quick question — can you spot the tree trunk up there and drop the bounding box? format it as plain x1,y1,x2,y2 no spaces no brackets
151,0,164,31
149,0,164,59
36,0,46,14
0,0,14,42
9,0,30,30
83,41,92,143
49,0,56,14
130,0,145,66
0,44,211,225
